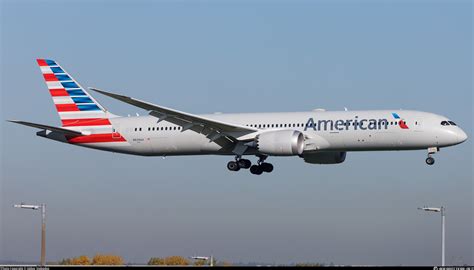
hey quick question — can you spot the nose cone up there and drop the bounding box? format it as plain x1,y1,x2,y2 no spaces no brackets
457,128,468,144
438,127,468,147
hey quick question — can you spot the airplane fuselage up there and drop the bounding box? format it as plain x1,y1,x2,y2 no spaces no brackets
55,110,466,157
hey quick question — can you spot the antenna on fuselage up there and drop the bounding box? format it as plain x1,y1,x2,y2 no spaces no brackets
136,113,140,116
344,107,348,111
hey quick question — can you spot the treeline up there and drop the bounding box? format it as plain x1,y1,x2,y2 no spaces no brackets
58,254,231,266
59,254,123,265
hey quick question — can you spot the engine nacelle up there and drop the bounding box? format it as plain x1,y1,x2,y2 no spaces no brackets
256,130,304,156
302,152,347,164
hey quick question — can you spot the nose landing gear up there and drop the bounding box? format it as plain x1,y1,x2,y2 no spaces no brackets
425,156,435,165
425,147,439,166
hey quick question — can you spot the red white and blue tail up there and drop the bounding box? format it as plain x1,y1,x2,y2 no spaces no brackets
36,59,113,127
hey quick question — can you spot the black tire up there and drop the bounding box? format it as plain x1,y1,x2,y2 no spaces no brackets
250,165,263,175
425,157,435,166
238,159,252,169
227,161,240,171
260,162,274,173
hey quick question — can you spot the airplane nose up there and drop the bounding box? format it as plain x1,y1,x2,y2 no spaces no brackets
457,129,468,143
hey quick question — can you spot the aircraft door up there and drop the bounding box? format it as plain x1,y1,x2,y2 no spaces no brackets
413,119,423,131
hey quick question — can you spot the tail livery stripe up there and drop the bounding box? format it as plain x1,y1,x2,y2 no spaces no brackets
36,59,108,121
49,89,69,96
43,74,58,81
37,59,49,66
58,111,112,119
56,104,79,112
36,59,127,144
62,118,111,127
67,133,126,144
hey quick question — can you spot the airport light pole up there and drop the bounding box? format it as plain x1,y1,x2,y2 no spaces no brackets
13,203,46,266
418,206,445,266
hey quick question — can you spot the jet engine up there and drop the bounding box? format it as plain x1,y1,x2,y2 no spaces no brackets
302,152,347,164
256,130,304,156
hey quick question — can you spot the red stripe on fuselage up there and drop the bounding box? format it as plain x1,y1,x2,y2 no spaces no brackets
56,104,79,112
37,59,48,66
62,118,111,127
50,88,69,96
67,133,126,144
43,74,58,81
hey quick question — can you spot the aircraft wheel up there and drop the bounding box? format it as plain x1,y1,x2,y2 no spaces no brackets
260,162,274,173
238,159,252,169
250,165,263,175
227,161,240,171
425,157,435,166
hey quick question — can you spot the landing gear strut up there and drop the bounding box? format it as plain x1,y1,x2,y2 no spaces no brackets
227,155,274,175
425,147,438,166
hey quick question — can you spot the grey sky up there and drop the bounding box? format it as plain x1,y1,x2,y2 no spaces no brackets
1,0,472,265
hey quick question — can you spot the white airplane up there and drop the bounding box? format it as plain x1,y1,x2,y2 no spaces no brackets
9,59,468,175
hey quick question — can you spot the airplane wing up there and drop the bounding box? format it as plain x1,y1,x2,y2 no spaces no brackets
8,120,83,136
89,88,259,144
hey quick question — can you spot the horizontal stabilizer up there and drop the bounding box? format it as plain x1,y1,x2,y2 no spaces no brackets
8,120,83,136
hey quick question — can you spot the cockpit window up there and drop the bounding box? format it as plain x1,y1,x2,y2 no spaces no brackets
441,121,450,126
448,121,457,126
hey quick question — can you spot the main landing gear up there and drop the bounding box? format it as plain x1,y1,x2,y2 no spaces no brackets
425,147,438,166
227,158,251,171
227,155,274,175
